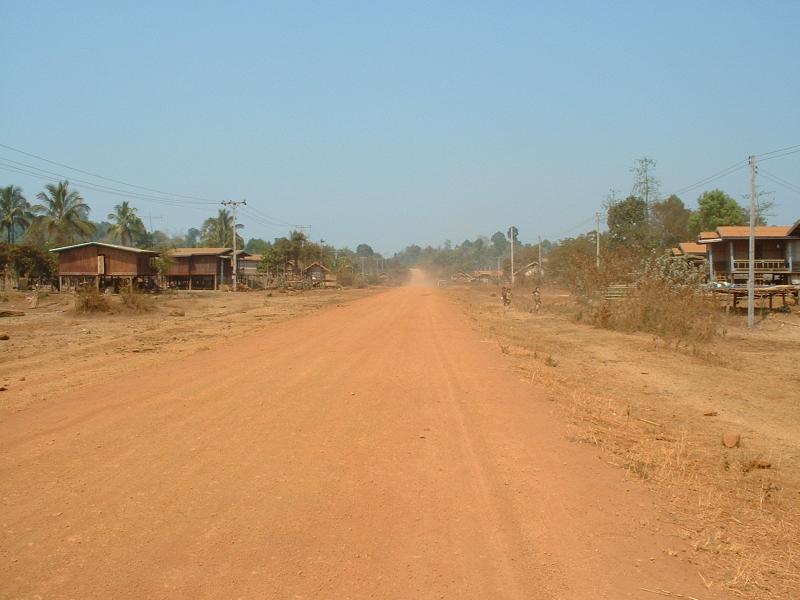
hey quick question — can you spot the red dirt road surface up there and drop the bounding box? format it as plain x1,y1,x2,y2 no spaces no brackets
1,287,720,599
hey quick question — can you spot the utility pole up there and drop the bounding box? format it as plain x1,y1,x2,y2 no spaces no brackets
748,156,757,328
508,226,516,285
538,235,542,268
221,199,246,292
595,211,601,269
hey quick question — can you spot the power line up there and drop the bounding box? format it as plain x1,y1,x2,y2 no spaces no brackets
0,141,223,203
0,158,216,208
758,148,800,163
759,170,800,195
755,143,800,158
666,160,749,198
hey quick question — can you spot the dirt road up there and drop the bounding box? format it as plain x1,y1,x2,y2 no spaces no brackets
1,287,719,599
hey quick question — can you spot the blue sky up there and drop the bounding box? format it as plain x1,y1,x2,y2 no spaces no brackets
2,1,799,252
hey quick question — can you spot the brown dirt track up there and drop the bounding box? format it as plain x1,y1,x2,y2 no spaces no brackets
1,286,722,599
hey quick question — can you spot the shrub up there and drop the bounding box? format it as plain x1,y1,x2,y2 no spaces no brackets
600,253,719,344
337,269,354,287
73,287,112,313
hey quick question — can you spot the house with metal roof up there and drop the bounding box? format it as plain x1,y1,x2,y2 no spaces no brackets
49,242,159,291
164,248,249,290
696,220,800,284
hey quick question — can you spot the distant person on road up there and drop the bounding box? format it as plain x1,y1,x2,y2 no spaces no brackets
531,286,542,312
501,286,511,307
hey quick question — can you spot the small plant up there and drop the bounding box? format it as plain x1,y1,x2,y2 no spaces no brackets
120,289,155,312
73,287,112,313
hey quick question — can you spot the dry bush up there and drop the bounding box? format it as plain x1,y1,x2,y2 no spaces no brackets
120,290,156,312
593,253,720,345
73,287,112,313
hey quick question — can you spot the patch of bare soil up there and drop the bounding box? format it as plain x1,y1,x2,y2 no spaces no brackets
0,287,376,416
448,285,800,599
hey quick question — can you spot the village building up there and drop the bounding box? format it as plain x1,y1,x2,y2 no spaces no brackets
513,261,545,284
450,271,474,284
303,262,337,287
697,221,800,285
472,269,503,284
239,254,262,276
670,242,708,266
164,248,249,290
50,242,159,291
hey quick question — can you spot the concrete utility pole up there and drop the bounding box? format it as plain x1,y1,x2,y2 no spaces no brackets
221,200,246,292
538,235,542,269
748,156,757,328
508,226,516,285
595,211,601,269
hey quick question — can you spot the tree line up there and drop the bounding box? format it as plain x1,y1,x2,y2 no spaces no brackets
391,157,775,282
0,179,395,282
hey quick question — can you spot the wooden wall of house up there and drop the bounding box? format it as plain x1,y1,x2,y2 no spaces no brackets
58,246,100,275
731,240,785,260
101,247,145,275
166,255,220,276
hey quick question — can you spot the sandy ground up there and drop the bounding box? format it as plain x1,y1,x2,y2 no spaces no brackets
447,285,800,598
0,288,373,415
0,286,724,599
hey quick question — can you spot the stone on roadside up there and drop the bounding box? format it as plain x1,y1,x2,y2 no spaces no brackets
0,333,9,340
722,432,741,448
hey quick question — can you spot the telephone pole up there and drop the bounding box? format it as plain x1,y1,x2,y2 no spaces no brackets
748,156,757,328
538,235,542,268
221,200,246,291
595,212,601,269
508,226,516,285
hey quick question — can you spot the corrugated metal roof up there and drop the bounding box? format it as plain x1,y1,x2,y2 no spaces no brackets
168,247,231,257
49,242,158,254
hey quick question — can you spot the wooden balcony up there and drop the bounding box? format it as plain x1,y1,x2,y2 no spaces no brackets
733,259,788,272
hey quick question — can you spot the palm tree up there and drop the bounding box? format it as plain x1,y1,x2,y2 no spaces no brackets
200,209,243,247
34,181,95,245
0,185,34,244
107,201,146,246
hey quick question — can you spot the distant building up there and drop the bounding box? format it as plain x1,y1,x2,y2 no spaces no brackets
697,221,800,285
164,248,248,290
303,262,337,287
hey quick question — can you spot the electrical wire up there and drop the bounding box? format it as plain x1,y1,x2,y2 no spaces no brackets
758,147,800,163
0,141,223,203
755,143,800,158
759,170,800,195
0,163,213,212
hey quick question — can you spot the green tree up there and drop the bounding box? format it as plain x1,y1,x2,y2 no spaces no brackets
0,185,34,244
607,195,649,248
245,238,270,254
688,189,746,236
490,231,508,256
257,245,282,274
356,243,374,257
186,227,200,247
107,201,146,246
200,209,244,247
651,194,691,248
33,181,95,245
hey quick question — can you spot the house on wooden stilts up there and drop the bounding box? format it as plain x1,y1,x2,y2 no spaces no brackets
49,242,159,291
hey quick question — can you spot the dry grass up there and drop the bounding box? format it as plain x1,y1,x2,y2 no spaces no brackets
73,287,112,313
119,290,156,312
455,287,800,599
530,362,800,598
